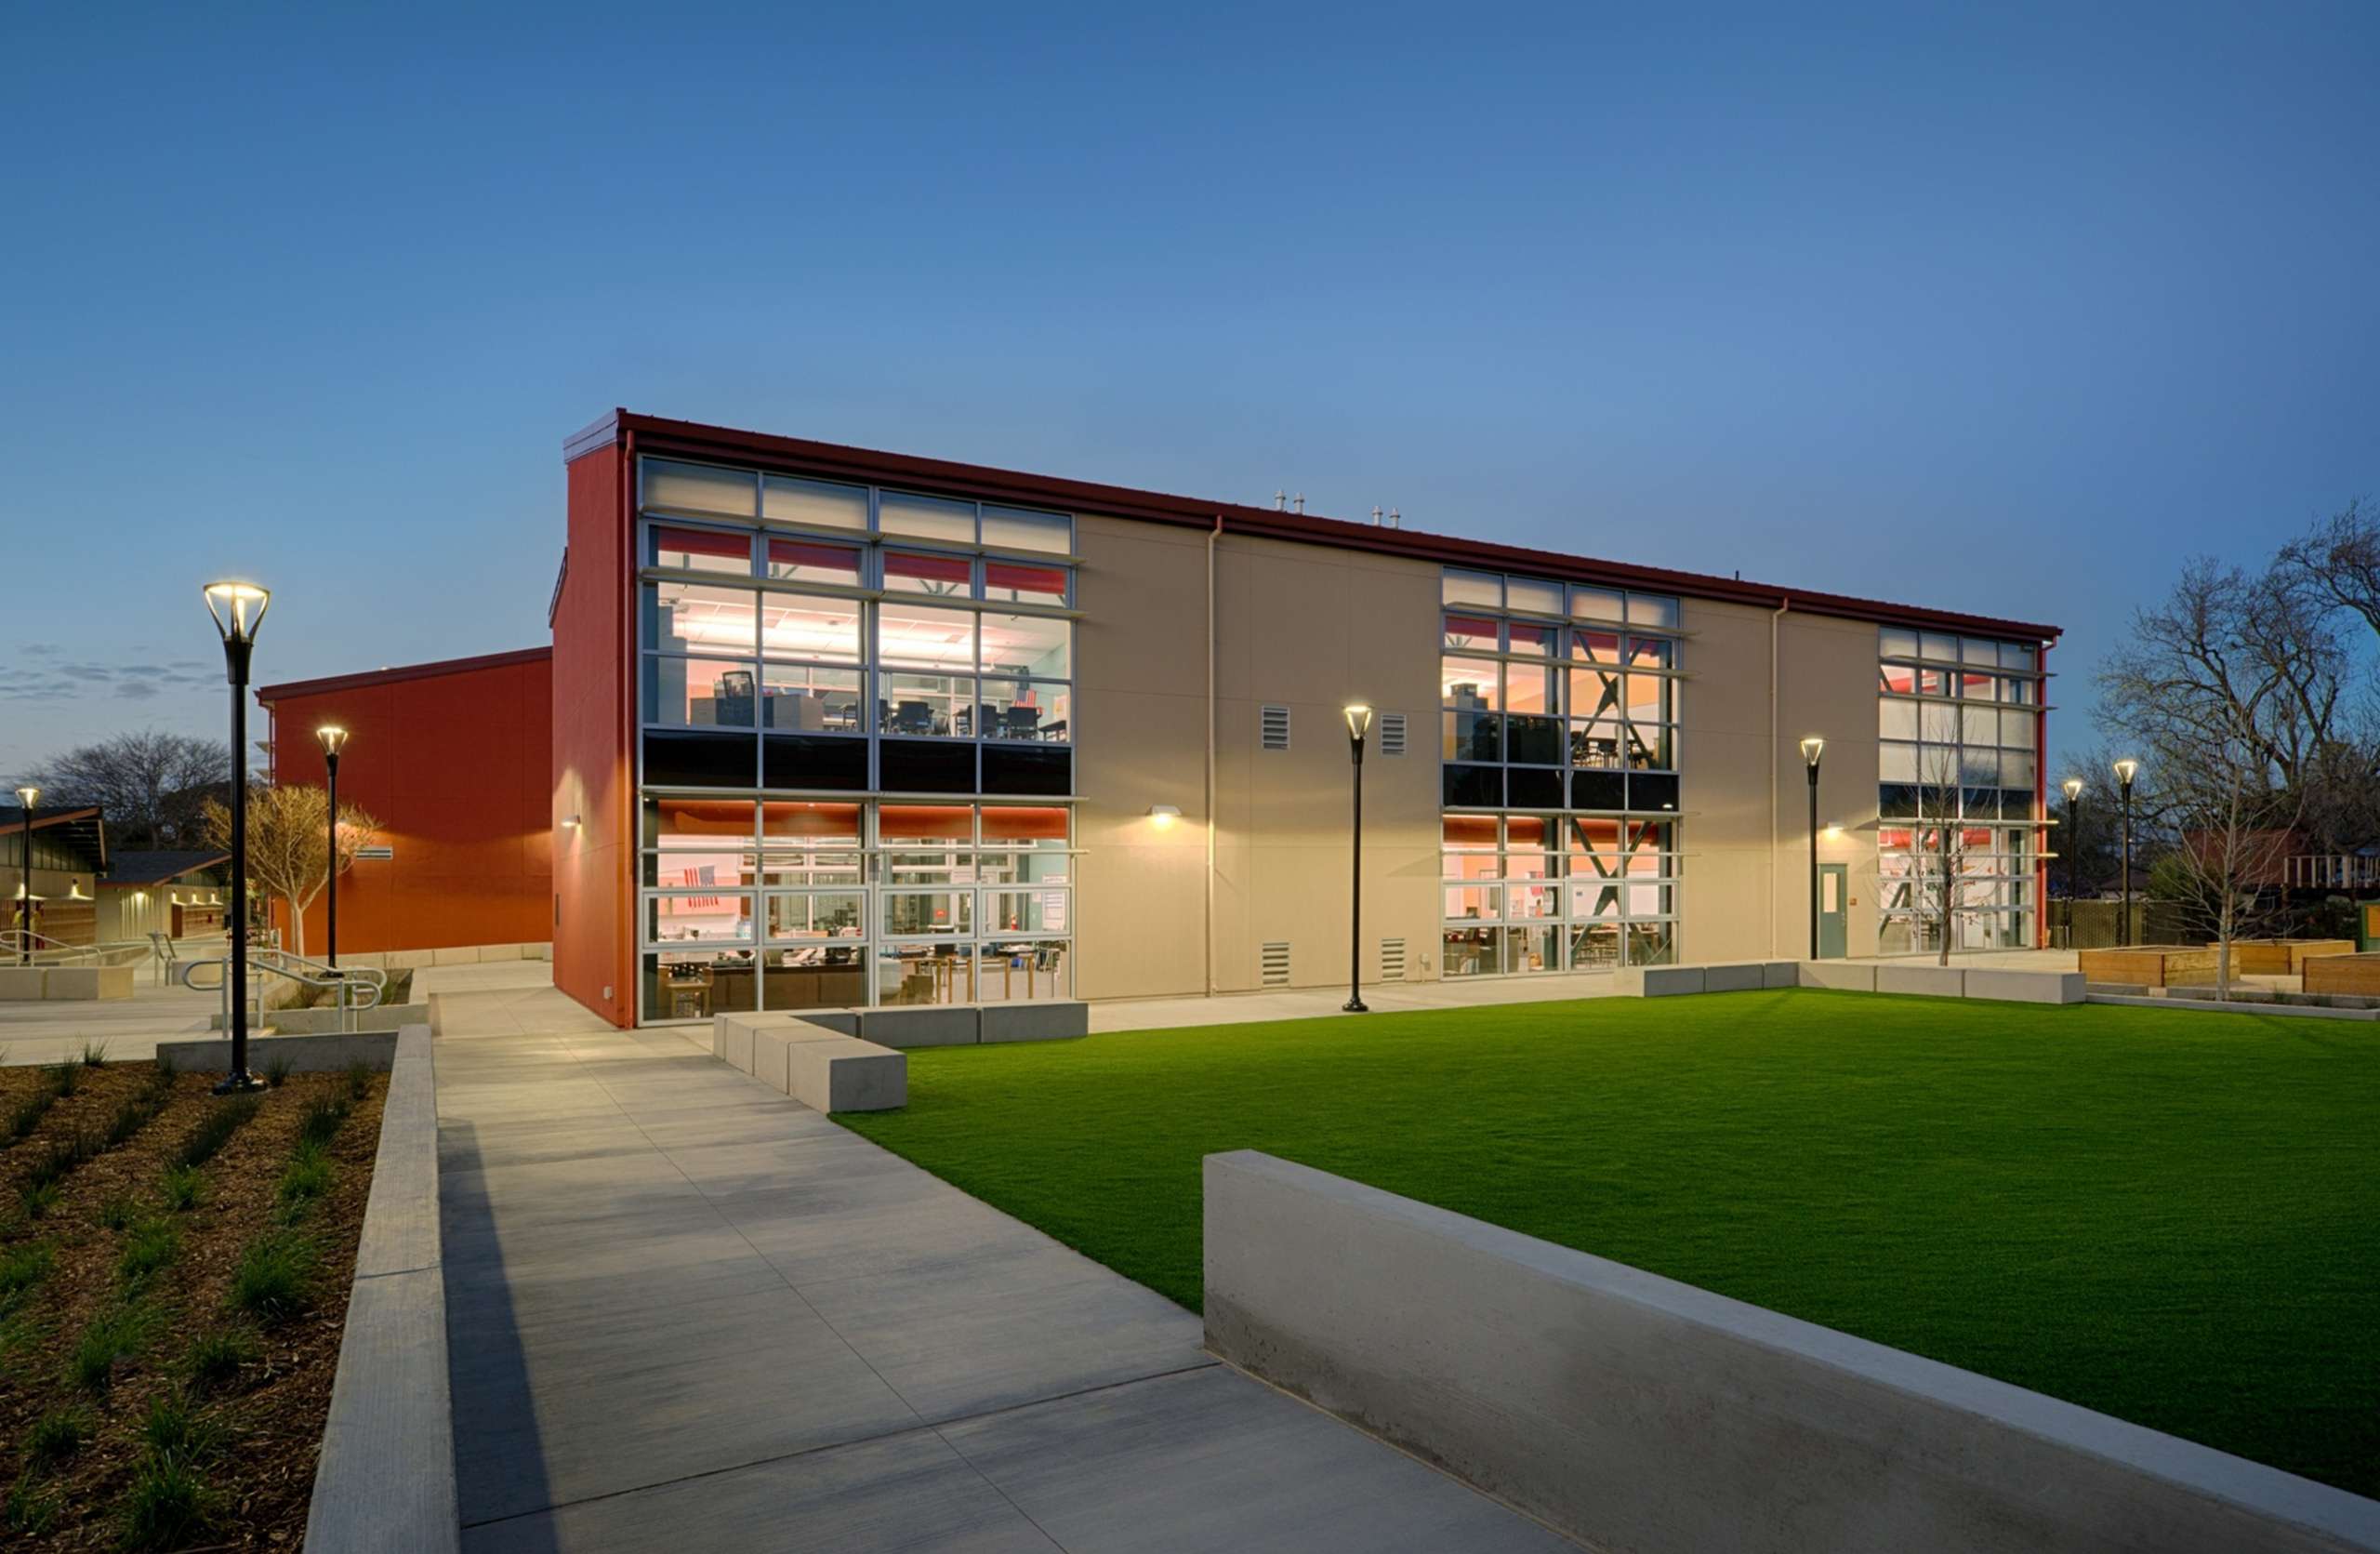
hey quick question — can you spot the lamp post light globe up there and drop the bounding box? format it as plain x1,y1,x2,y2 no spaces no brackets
11,784,35,965
316,726,349,971
2060,778,2084,949
2112,759,2140,948
1342,704,1372,1013
1800,737,1825,960
205,579,270,1096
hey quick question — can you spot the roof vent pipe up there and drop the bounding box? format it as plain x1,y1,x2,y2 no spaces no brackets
1388,508,1401,528
1292,493,1305,514
1274,490,1287,511
1370,506,1383,525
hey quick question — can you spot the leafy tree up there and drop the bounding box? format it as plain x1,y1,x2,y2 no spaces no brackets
200,785,379,959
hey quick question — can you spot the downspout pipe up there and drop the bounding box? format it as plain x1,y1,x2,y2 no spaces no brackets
1769,596,1791,960
1205,513,1221,997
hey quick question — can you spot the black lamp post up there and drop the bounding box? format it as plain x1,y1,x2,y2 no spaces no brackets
1342,703,1372,1013
2060,777,2083,949
12,784,36,964
1799,737,1825,960
2113,759,2139,949
205,580,270,1096
317,726,349,969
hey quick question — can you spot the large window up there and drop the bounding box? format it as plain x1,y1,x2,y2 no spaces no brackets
1440,571,1682,815
636,458,1078,1022
636,798,1073,1022
1441,815,1679,977
1875,628,2043,953
637,458,1075,799
1440,568,1686,976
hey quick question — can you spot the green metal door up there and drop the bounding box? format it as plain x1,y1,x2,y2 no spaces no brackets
1818,864,1849,960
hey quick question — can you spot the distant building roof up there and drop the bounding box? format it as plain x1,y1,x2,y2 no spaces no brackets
0,805,108,872
103,851,230,887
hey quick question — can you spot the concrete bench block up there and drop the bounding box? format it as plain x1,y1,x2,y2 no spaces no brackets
1875,964,1965,998
1799,962,1878,992
40,965,135,1001
786,1035,906,1113
857,1006,980,1047
524,942,553,962
0,966,47,1001
776,1008,860,1036
712,1015,757,1074
430,946,481,966
1636,965,1706,998
1702,963,1767,993
383,949,433,970
750,1029,795,1094
979,1001,1091,1043
1964,969,2085,1005
1762,961,1800,989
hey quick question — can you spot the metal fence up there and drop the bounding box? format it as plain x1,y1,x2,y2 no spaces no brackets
2054,900,2185,950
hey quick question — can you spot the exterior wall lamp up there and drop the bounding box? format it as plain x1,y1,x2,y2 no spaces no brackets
1147,804,1182,830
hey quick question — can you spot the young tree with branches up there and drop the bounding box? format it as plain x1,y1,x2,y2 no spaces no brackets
1916,743,1977,967
201,784,379,959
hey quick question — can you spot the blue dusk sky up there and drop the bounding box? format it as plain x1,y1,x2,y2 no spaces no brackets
2,3,2373,785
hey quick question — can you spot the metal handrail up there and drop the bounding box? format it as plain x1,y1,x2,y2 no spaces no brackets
178,949,386,1035
2,931,163,970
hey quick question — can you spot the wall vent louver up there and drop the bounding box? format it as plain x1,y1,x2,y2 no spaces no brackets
1260,705,1291,751
1260,941,1292,987
1381,937,1407,981
1380,712,1408,757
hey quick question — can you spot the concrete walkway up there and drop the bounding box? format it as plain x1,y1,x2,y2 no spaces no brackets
434,981,1575,1552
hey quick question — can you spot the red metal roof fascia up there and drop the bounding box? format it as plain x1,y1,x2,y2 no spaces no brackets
256,645,553,705
613,411,2062,644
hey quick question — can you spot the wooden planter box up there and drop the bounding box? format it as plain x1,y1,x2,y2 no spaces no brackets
2077,946,2219,988
2303,953,2380,997
2212,939,2356,976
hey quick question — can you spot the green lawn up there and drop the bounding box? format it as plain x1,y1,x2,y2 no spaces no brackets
837,989,2380,1496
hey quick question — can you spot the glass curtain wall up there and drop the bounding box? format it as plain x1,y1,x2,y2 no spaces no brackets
1440,569,1683,976
1874,628,2043,953
635,457,1078,1021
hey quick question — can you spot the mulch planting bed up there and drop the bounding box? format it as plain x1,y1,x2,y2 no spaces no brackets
0,1053,387,1549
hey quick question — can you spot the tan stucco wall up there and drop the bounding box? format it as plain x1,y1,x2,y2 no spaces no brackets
1073,519,1441,999
1073,514,2016,998
1673,601,1883,965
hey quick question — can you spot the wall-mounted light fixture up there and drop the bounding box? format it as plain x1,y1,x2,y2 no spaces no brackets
1147,804,1182,829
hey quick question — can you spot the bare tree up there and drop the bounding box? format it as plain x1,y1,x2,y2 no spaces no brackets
1916,744,1977,967
31,731,230,850
2277,497,2380,643
201,785,379,959
2152,739,2302,1000
2096,558,2343,795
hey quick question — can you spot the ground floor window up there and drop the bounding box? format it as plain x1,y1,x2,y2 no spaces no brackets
1441,813,1679,977
1874,825,2035,953
637,796,1073,1022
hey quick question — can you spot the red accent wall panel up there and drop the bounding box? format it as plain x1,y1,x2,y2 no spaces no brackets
551,442,634,1027
260,652,553,957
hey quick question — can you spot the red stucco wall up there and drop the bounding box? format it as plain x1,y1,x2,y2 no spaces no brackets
260,650,553,956
551,442,634,1027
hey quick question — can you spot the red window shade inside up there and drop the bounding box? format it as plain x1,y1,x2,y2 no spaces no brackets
887,551,972,587
879,804,973,843
1441,815,1500,848
761,802,861,842
655,525,751,561
986,560,1066,597
981,806,1068,843
767,538,860,574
